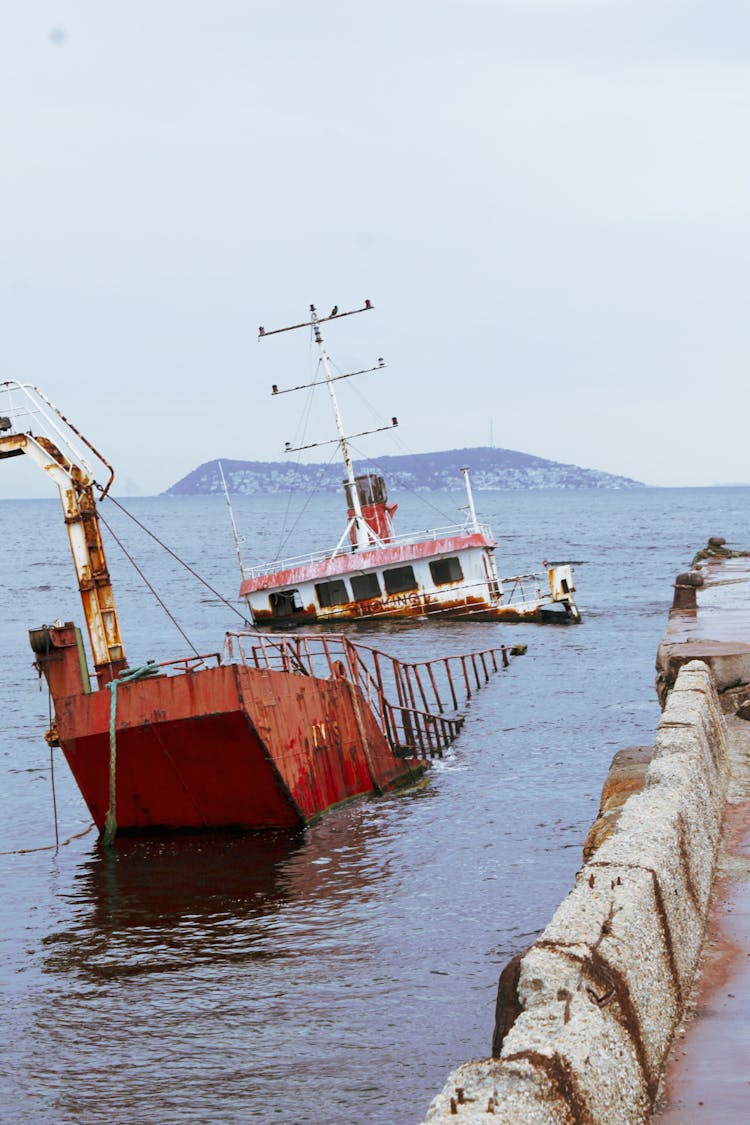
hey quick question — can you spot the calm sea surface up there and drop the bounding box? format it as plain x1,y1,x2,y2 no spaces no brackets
1,486,748,1124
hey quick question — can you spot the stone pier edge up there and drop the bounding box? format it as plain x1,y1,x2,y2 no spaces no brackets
420,660,728,1125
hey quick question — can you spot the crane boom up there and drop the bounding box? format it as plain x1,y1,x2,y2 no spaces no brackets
0,383,126,686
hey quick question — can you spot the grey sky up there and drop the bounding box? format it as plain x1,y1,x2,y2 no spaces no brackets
2,1,749,496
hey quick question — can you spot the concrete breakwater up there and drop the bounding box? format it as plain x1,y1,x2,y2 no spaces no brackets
421,541,750,1124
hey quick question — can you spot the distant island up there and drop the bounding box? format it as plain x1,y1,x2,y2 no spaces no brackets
164,447,643,495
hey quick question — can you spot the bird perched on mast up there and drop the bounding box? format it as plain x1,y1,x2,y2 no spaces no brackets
330,305,338,317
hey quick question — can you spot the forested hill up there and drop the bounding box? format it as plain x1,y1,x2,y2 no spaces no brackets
164,447,643,495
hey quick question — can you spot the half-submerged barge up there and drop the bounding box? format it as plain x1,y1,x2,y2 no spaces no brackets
240,302,580,627
1,382,512,837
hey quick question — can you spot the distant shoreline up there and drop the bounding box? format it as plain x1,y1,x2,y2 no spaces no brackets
163,445,645,496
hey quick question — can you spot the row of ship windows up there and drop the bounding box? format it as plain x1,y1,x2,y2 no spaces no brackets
317,556,464,607
270,556,465,614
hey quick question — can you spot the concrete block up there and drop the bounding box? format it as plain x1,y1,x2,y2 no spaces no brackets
582,746,653,862
421,661,728,1125
423,1055,579,1124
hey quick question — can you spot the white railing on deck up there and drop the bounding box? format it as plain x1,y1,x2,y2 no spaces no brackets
245,521,495,580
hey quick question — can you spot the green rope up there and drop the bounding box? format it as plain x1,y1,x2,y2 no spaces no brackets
102,663,160,847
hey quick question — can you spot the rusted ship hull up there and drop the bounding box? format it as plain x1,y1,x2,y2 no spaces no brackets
33,624,422,833
248,595,577,627
1,382,517,843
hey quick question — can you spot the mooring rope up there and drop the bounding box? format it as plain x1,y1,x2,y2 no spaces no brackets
0,822,95,856
102,663,160,847
47,679,60,852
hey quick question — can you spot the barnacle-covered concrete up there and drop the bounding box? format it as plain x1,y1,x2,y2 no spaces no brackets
422,542,750,1125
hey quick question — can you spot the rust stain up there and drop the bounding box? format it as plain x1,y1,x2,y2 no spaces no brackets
501,1049,590,1124
587,860,684,1007
534,934,658,1099
654,800,750,1122
248,592,566,626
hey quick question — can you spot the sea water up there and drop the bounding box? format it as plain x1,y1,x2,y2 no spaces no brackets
0,486,747,1125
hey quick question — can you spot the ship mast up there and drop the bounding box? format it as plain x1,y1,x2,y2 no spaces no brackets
260,300,397,553
460,466,481,533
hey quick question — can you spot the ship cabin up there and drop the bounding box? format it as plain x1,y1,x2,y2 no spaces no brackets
240,473,503,625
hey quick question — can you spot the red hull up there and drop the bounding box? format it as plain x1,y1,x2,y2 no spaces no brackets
34,625,421,833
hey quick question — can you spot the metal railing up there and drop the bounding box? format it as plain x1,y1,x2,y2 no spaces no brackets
223,631,512,759
244,521,496,580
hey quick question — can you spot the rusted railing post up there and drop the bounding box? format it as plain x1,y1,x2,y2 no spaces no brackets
461,655,472,699
231,630,515,761
340,636,357,684
410,708,427,756
421,714,434,757
412,663,430,714
319,635,335,677
371,650,388,725
394,663,415,749
444,658,458,710
404,665,419,716
424,660,444,713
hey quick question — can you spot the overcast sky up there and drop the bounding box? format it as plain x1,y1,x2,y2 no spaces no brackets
2,1,749,496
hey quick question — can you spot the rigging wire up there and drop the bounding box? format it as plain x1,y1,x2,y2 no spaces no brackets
327,353,413,456
274,356,322,560
272,443,341,561
264,316,473,557
102,494,251,627
326,354,463,524
270,338,353,561
97,506,205,659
